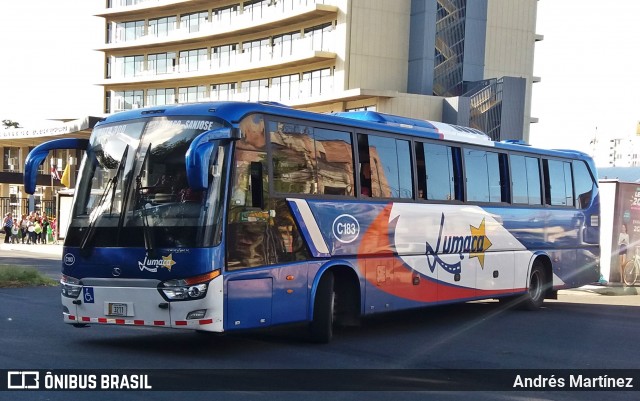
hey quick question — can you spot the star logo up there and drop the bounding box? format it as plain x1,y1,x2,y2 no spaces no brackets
469,219,492,269
162,254,177,271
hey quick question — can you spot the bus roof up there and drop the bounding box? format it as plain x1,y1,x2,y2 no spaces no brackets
99,101,593,162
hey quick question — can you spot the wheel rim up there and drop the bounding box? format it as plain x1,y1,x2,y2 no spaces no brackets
529,270,542,301
624,262,637,286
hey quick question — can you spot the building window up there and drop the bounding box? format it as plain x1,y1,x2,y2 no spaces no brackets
213,5,239,24
148,52,176,75
346,105,377,112
212,44,237,68
149,16,176,37
242,38,270,63
240,79,269,102
272,31,301,58
113,90,144,111
178,48,208,72
3,147,19,172
112,55,144,78
147,88,176,106
115,20,145,42
210,83,236,101
243,0,270,20
270,73,300,101
301,68,332,98
178,86,207,103
304,23,333,51
180,11,208,33
105,92,111,114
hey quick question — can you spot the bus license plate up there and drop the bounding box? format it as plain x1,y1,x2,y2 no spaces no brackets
108,303,128,316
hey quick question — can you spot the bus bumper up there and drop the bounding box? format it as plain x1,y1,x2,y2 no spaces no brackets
61,276,224,332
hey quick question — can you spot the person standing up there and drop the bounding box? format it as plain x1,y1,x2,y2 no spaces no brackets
10,221,20,244
34,220,42,244
41,217,50,244
3,213,13,243
19,214,28,243
27,217,36,244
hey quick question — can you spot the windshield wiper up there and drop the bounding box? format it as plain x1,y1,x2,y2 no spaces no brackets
80,145,130,256
133,144,156,258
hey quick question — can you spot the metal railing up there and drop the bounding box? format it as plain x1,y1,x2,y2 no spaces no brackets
0,198,56,219
464,78,504,141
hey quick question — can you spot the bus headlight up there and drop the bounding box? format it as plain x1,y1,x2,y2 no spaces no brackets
61,275,82,298
158,270,220,302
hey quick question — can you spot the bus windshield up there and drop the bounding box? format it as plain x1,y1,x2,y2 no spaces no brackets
67,116,227,249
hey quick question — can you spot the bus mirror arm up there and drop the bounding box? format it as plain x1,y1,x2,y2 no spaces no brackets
185,128,231,191
23,138,89,194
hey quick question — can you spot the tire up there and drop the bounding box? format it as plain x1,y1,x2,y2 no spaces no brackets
521,262,547,310
309,272,335,343
623,260,638,286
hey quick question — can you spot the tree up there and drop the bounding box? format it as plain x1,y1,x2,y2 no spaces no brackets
2,120,21,129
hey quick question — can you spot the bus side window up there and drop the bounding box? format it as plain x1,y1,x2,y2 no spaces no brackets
572,160,595,208
314,128,355,196
464,148,504,203
418,142,459,201
510,155,542,205
543,159,574,207
358,133,412,199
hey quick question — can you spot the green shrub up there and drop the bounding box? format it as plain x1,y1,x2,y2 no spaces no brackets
0,265,57,288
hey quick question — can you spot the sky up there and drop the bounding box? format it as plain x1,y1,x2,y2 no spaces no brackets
0,0,103,127
0,0,639,155
529,0,640,152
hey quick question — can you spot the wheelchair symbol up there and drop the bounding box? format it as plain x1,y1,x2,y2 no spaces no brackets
83,287,95,303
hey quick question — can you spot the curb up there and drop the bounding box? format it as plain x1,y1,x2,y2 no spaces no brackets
0,242,63,257
561,284,639,296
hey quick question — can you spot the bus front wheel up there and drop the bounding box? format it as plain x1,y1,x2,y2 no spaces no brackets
309,272,335,343
521,262,546,310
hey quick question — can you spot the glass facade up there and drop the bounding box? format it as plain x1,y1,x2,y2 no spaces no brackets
433,0,467,97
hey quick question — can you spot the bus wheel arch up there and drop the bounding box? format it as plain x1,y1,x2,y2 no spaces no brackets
309,265,361,343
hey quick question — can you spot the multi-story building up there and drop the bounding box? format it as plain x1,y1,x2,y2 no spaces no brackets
97,0,539,141
592,137,640,168
1,0,540,218
0,118,98,218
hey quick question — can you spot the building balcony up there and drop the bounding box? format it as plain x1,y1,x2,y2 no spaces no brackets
102,49,336,88
99,1,216,18
97,2,338,53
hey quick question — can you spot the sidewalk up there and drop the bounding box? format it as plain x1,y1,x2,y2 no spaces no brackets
560,283,638,296
0,242,63,257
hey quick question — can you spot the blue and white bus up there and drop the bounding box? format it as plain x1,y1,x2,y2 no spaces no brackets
24,102,600,342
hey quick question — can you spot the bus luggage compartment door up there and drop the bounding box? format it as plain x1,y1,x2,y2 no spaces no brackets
226,278,273,330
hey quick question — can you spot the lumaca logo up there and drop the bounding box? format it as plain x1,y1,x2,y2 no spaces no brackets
138,254,177,273
425,213,493,274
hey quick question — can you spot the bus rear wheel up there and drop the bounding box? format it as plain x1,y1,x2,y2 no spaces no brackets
521,262,546,310
309,272,335,343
